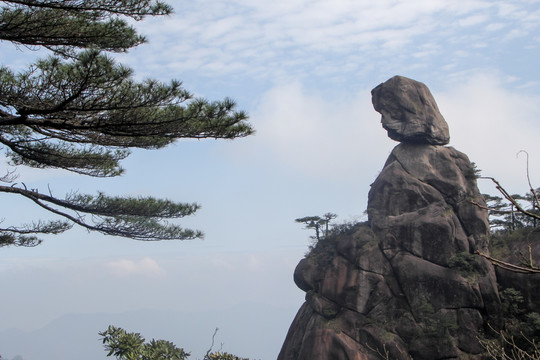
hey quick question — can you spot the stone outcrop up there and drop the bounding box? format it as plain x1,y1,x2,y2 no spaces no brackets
278,76,501,360
371,76,450,145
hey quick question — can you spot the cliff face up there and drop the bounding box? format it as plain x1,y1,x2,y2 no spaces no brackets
278,76,502,360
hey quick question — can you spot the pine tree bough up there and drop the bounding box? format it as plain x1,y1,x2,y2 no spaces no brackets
0,0,254,246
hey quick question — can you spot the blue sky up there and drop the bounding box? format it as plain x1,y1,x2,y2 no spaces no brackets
1,0,540,359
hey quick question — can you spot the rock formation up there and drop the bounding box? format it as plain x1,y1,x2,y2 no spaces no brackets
278,76,501,360
371,76,450,145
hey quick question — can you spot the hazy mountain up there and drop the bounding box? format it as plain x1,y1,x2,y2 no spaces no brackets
0,303,297,360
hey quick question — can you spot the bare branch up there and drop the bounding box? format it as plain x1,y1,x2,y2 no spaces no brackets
478,177,540,221
205,328,219,359
475,250,540,274
517,150,540,211
0,184,202,240
0,168,18,183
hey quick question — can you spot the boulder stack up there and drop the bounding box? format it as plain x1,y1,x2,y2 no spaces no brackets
278,76,501,360
371,75,450,145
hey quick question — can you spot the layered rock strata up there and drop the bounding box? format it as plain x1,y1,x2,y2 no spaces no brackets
278,76,501,360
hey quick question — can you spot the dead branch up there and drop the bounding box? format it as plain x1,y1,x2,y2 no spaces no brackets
478,176,540,221
475,250,540,274
518,150,540,210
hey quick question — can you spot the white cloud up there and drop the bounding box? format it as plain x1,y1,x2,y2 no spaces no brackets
243,72,540,198
485,22,506,31
436,73,540,194
458,14,489,27
106,257,166,278
0,256,59,272
122,0,538,82
247,255,265,271
248,81,394,181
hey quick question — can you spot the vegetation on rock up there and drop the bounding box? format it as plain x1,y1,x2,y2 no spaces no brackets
295,212,337,242
481,287,540,359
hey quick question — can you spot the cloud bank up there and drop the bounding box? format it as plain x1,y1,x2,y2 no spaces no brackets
106,257,167,278
248,73,540,193
123,0,540,84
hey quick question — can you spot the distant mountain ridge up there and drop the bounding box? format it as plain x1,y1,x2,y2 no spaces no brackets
1,303,296,360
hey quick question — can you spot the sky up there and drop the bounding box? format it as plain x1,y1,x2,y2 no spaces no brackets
1,0,540,359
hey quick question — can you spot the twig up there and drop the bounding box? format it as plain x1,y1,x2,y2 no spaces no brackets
205,327,219,359
517,150,540,210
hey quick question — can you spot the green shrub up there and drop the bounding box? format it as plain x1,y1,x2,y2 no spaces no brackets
205,351,250,360
448,252,482,279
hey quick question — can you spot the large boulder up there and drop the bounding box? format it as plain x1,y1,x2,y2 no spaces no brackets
371,75,450,145
278,76,501,360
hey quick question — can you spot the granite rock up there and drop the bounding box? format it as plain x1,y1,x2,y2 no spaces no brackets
371,75,450,145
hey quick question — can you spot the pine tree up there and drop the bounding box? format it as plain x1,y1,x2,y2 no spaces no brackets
295,213,337,241
0,0,254,247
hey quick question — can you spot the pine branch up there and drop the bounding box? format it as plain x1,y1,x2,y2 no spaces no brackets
0,0,252,246
0,52,253,176
0,1,173,53
0,185,203,241
2,0,173,19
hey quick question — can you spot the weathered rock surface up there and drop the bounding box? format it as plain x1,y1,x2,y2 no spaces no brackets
371,75,450,145
278,76,501,360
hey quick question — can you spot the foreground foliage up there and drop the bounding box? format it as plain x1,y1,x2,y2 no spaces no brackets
480,287,540,359
0,0,253,246
100,326,251,360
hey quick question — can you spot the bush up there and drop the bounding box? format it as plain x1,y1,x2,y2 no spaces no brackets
100,326,253,360
448,252,482,279
205,352,250,360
